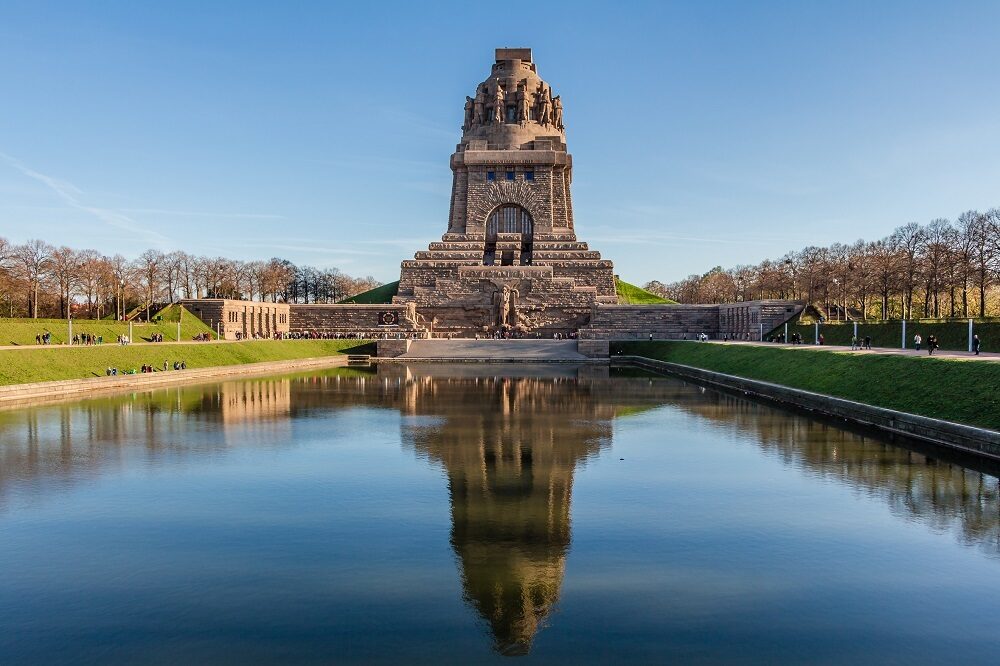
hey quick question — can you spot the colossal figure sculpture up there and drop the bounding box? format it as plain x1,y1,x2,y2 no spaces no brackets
516,86,531,125
463,96,474,131
492,81,505,124
393,48,617,337
536,84,552,126
472,85,486,126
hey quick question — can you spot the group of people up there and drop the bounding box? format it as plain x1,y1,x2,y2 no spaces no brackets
149,333,165,342
71,333,102,345
34,332,53,345
281,330,419,340
850,335,873,350
105,359,187,376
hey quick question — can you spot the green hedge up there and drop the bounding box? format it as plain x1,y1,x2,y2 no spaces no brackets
783,320,998,352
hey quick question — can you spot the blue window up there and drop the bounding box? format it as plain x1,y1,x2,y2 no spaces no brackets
506,170,515,181
524,170,534,181
486,171,495,182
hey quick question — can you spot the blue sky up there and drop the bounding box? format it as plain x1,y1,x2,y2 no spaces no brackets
2,1,999,285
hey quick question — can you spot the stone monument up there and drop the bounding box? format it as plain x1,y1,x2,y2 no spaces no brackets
394,48,617,337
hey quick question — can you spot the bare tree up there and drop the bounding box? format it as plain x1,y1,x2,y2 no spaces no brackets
134,250,165,322
49,246,82,319
15,239,54,319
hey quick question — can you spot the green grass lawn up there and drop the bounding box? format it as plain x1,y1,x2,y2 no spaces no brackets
615,278,676,304
613,341,1000,431
0,307,216,346
0,339,372,386
787,320,1000,353
339,281,399,304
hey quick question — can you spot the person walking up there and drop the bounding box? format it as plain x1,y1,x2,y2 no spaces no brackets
973,334,981,355
864,335,872,350
851,334,858,351
914,333,922,351
927,334,936,355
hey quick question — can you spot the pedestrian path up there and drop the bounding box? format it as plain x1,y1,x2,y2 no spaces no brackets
0,339,237,351
714,340,1000,361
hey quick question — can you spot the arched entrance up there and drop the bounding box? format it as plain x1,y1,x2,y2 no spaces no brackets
484,204,533,266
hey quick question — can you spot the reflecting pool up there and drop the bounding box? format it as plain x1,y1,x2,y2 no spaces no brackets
1,364,999,664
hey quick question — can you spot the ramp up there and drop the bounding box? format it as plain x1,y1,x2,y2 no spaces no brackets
396,339,589,362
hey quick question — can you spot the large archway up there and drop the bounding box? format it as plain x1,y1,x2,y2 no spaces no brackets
484,204,534,266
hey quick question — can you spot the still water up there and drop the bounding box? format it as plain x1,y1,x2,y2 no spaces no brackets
1,364,999,664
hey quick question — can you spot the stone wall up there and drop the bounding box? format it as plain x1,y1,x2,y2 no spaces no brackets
580,304,722,340
179,299,290,340
290,304,425,337
718,300,804,340
580,300,803,341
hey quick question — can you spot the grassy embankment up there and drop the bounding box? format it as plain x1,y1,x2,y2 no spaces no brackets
0,339,373,386
613,341,1000,431
615,278,677,304
0,305,216,346
339,281,400,304
785,319,1000,353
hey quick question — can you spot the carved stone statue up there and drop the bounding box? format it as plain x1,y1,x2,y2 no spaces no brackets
493,81,505,124
536,84,552,126
493,285,519,328
497,286,510,327
403,302,418,328
473,86,486,126
517,87,530,125
552,95,564,130
463,96,474,130
506,287,519,327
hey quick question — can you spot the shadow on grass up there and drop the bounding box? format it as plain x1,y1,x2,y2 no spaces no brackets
340,342,377,355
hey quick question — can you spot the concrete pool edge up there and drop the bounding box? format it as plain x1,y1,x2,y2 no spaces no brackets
616,355,1000,461
0,355,353,409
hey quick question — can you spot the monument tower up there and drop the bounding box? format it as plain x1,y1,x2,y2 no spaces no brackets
394,48,617,336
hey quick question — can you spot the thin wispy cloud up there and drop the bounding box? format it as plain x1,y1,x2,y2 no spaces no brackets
119,208,286,220
0,152,171,246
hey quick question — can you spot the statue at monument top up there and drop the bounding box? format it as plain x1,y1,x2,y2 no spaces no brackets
492,81,505,124
460,48,566,145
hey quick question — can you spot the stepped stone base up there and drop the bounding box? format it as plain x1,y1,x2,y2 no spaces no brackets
395,233,617,337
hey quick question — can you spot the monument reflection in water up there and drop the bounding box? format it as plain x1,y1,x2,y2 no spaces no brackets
1,366,999,661
388,366,614,655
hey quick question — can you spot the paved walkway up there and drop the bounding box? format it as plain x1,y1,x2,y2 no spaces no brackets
705,339,1000,361
0,339,234,351
400,339,588,361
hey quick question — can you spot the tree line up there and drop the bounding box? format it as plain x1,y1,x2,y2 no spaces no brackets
0,238,382,320
644,208,1000,320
